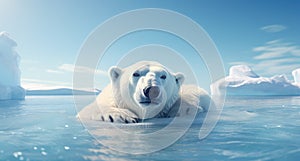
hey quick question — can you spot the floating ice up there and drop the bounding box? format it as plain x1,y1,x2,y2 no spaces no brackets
0,31,25,100
211,65,300,96
13,151,22,158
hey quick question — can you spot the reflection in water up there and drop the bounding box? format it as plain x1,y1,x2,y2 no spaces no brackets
0,99,23,108
0,100,24,130
81,116,203,154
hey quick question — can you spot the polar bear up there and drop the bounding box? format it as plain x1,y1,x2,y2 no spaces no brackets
78,61,213,123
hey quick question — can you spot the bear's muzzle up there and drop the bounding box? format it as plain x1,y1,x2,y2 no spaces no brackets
143,86,160,100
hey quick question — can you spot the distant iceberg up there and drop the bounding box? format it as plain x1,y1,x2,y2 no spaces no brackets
0,31,25,100
211,65,300,96
26,88,100,95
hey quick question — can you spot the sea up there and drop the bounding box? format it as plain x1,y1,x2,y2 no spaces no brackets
0,95,299,161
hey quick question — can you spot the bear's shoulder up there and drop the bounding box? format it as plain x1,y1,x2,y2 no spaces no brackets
158,85,211,118
96,84,115,106
180,85,211,110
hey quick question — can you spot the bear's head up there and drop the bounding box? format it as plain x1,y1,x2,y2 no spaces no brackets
109,61,184,119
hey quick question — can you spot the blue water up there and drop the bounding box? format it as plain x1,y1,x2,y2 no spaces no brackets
0,96,300,161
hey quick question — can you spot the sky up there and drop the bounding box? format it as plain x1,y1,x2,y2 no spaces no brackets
0,0,299,91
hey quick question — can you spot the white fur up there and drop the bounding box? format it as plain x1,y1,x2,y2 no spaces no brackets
77,61,213,123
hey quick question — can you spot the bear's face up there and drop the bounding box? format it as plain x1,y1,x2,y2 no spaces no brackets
109,61,184,119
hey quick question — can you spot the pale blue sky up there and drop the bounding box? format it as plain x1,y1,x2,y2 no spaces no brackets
1,0,299,90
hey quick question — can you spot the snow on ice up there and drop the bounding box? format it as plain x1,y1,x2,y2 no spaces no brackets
0,31,25,100
211,65,300,96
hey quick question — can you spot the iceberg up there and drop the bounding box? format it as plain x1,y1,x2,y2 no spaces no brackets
211,65,300,96
292,68,300,85
0,31,25,100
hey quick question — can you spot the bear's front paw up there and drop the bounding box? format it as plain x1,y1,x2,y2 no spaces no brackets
99,109,139,123
100,113,139,123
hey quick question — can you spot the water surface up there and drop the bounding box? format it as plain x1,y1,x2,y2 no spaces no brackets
0,96,299,160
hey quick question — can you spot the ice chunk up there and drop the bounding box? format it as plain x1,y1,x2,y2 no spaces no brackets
211,65,300,96
0,31,25,100
292,68,300,84
229,65,259,78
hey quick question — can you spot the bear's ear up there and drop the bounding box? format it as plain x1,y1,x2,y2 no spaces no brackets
174,73,185,86
109,66,123,82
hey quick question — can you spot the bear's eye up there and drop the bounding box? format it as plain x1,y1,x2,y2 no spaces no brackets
160,75,167,80
133,72,140,77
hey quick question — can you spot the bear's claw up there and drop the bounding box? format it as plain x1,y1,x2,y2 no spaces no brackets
100,113,139,123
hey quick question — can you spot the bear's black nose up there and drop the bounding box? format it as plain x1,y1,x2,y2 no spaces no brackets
143,86,160,99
